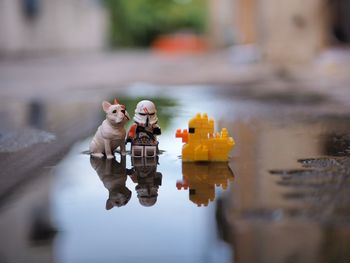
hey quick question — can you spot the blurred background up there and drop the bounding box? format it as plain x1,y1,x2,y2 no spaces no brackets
1,1,350,263
0,0,350,58
0,0,349,93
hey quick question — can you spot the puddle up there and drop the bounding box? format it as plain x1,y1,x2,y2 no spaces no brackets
49,97,234,262
1,84,350,263
51,143,232,263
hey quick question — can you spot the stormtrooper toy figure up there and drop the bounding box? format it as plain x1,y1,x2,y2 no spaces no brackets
127,100,161,157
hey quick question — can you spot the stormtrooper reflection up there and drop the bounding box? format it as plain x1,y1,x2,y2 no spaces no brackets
90,155,162,209
128,157,162,207
90,156,132,210
176,162,234,207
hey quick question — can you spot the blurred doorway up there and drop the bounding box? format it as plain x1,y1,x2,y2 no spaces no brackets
330,0,350,44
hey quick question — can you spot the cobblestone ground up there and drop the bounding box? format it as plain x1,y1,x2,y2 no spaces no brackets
0,49,349,100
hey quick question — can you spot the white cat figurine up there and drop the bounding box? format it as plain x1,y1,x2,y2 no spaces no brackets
90,99,130,159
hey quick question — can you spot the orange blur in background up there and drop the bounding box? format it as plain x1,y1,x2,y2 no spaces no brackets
152,33,207,54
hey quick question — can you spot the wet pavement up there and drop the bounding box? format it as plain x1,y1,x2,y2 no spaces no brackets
0,82,350,263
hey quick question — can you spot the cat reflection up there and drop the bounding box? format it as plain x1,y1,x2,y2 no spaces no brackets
176,162,234,207
129,157,162,207
90,156,132,210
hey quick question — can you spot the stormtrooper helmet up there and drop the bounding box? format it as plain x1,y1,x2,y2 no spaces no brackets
134,100,158,126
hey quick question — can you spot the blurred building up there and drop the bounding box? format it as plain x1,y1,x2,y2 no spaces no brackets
209,0,350,64
0,0,107,55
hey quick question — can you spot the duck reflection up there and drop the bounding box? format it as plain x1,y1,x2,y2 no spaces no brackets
90,156,132,210
129,157,162,207
176,162,234,207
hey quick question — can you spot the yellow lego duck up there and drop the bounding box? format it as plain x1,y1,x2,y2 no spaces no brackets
176,113,235,162
176,162,234,207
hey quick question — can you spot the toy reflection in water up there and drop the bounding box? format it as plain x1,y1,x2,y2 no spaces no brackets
176,162,234,207
90,156,132,210
128,157,162,207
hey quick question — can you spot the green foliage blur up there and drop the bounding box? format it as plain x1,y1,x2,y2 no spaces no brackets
108,96,178,131
105,0,208,47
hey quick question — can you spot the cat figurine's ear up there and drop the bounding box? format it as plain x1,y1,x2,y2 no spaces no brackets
106,199,114,210
102,101,112,112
